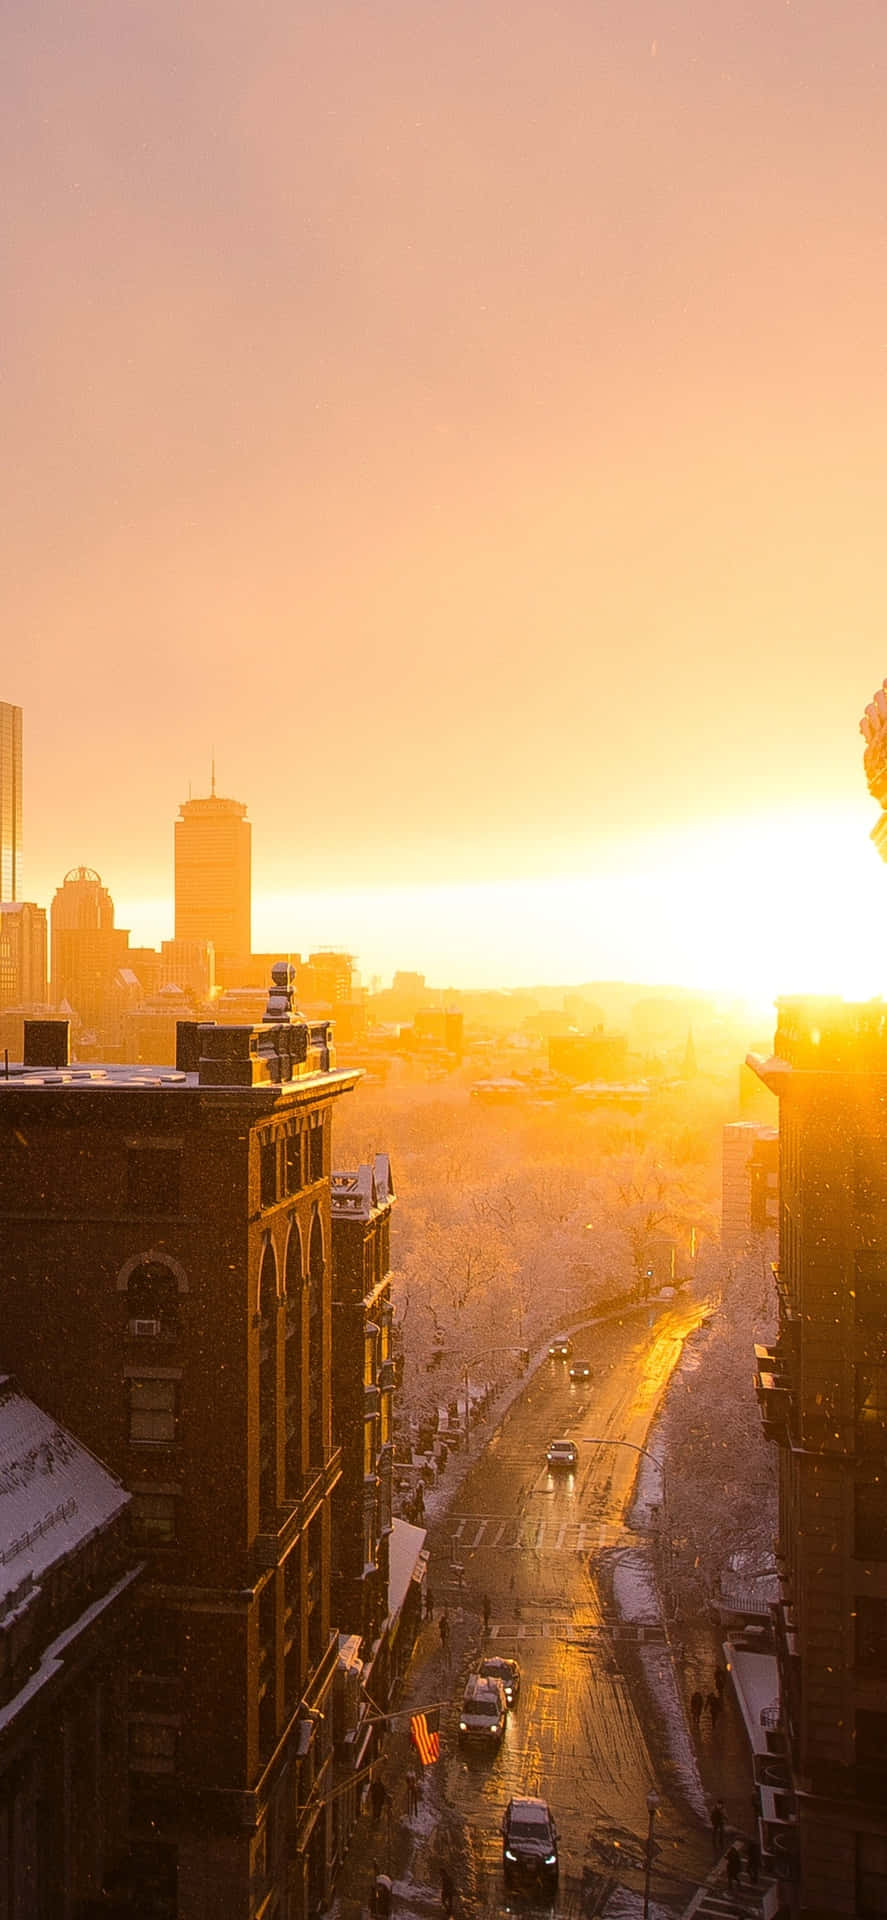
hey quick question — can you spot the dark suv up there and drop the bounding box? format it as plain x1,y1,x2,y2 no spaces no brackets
501,1796,559,1891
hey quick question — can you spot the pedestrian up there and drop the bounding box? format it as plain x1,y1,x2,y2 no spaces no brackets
369,1776,387,1824
439,1609,450,1653
425,1586,434,1621
482,1593,491,1631
714,1661,728,1697
706,1689,723,1729
440,1866,455,1918
406,1767,419,1817
725,1844,741,1891
690,1689,704,1729
710,1799,725,1854
745,1835,760,1885
374,1873,392,1919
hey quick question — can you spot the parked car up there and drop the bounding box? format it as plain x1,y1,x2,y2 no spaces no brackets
569,1358,592,1381
546,1438,578,1470
478,1655,521,1706
502,1796,559,1890
548,1335,572,1359
459,1673,508,1745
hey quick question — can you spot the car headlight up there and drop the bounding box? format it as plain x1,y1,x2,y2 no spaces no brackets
504,1850,516,1862
545,1855,556,1867
459,1721,467,1732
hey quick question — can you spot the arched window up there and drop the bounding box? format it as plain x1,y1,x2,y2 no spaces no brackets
258,1241,279,1528
117,1254,186,1339
284,1223,304,1495
307,1213,325,1470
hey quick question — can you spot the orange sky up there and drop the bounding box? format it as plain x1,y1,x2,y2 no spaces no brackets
5,2,887,987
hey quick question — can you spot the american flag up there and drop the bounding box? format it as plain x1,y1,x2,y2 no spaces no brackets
409,1709,440,1766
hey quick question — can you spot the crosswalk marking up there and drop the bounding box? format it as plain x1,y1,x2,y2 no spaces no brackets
441,1514,596,1555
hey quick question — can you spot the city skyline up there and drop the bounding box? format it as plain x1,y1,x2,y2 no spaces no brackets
5,1,887,1000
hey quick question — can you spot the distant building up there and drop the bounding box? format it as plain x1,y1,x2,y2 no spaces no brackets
174,782,251,972
0,900,47,1007
160,935,216,1001
0,701,22,902
49,866,130,1036
0,1374,139,1914
413,1006,464,1055
751,998,887,1913
721,1120,778,1251
548,1030,628,1083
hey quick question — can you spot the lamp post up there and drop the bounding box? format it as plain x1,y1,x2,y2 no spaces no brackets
642,1789,660,1920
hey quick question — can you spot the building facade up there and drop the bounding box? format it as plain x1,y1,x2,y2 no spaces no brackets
174,789,251,973
751,999,887,1915
329,1157,396,1651
0,702,22,904
0,970,361,1920
0,1375,138,1918
49,867,130,1037
0,900,47,1009
722,1120,778,1252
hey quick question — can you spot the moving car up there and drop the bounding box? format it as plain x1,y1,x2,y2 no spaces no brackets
546,1438,578,1470
502,1796,559,1890
459,1673,508,1745
478,1655,521,1707
548,1335,572,1359
569,1358,592,1381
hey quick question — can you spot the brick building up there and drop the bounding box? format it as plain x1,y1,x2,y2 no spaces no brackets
330,1157,396,1651
0,968,361,1919
751,998,887,1914
0,1376,138,1917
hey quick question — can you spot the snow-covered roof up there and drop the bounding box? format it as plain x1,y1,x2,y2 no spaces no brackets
0,1377,129,1613
387,1517,427,1619
331,1153,395,1220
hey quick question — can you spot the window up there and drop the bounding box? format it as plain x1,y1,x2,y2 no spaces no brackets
129,1721,178,1774
286,1130,303,1194
309,1123,324,1184
126,1149,182,1215
857,1831,887,1914
130,1379,177,1445
131,1493,177,1546
857,1597,887,1671
857,1366,887,1452
856,1473,887,1561
363,1419,374,1479
131,1608,183,1679
260,1135,278,1209
855,1251,887,1330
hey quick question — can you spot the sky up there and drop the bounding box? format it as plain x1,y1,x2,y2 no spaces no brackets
5,1,887,992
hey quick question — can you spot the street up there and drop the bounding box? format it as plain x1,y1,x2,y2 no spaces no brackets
394,1293,717,1918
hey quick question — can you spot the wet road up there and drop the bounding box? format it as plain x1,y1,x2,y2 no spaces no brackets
424,1294,712,1916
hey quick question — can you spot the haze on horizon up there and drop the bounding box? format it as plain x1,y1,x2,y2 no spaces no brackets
5,1,887,997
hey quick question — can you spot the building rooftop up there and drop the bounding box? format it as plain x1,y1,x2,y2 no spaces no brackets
0,1376,129,1613
331,1154,394,1220
749,995,887,1081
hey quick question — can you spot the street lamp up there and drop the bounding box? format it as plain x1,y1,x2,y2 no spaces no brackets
642,1789,660,1920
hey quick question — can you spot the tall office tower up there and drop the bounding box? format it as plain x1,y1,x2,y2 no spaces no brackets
0,900,48,1006
750,1001,887,1915
0,701,23,900
50,866,129,1033
175,780,251,973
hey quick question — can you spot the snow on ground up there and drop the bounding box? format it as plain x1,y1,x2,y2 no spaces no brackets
609,1548,707,1823
602,1891,673,1920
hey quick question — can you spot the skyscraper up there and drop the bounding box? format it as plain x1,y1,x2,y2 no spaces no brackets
0,701,23,900
174,776,251,972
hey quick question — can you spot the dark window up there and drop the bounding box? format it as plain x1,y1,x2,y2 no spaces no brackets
286,1130,303,1194
857,1365,887,1452
855,1251,887,1330
127,1149,182,1214
260,1135,278,1209
130,1378,177,1445
857,1597,887,1671
131,1494,177,1546
129,1721,178,1774
309,1124,324,1183
131,1608,184,1680
856,1474,887,1560
857,1831,887,1914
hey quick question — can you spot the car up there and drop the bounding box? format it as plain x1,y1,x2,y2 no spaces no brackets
459,1673,508,1745
478,1655,521,1707
569,1358,592,1381
546,1438,578,1470
548,1335,572,1360
502,1796,559,1890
